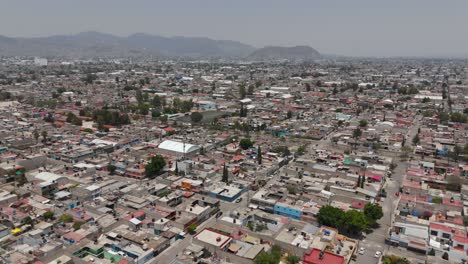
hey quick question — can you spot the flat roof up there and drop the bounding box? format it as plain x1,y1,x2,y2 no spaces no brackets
194,228,232,249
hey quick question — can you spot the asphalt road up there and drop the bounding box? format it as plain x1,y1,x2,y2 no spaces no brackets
353,115,422,264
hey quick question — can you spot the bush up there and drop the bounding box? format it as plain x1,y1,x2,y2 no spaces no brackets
73,221,85,230
187,224,197,234
382,255,411,264
59,214,73,223
286,255,300,264
432,197,443,204
43,211,55,220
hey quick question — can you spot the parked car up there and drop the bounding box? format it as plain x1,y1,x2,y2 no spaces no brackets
358,247,365,255
374,251,382,258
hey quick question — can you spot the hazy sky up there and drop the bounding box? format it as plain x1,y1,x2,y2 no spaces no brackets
1,0,467,57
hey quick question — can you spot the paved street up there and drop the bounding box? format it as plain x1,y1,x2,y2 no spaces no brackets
353,115,423,264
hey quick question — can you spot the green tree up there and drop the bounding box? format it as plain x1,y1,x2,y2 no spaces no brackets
41,130,48,142
22,216,34,226
412,135,420,146
382,255,411,264
83,73,97,84
364,203,383,223
287,185,297,195
254,245,281,264
191,112,203,123
151,110,161,119
359,120,368,127
296,145,306,156
247,84,254,95
138,103,149,115
59,214,73,223
42,211,55,220
239,83,246,99
341,210,368,234
107,164,116,175
222,163,229,184
136,90,143,103
33,129,40,143
187,223,197,234
317,205,344,228
442,252,449,260
371,142,381,152
352,128,362,149
73,221,85,230
438,111,450,124
287,110,293,119
450,112,468,123
240,104,248,117
448,145,463,162
240,138,254,150
145,155,166,178
257,146,262,165
66,112,82,126
286,255,300,264
159,115,168,123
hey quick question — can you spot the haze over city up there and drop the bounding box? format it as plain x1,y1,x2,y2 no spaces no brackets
1,0,468,57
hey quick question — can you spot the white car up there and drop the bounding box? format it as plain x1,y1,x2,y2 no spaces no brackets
358,247,365,255
374,251,382,258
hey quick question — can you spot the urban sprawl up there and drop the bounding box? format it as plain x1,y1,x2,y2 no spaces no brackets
0,57,467,264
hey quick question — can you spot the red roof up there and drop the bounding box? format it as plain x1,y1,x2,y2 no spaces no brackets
430,223,451,233
303,249,345,264
351,201,366,209
232,155,244,161
453,235,468,244
63,232,85,242
183,192,194,198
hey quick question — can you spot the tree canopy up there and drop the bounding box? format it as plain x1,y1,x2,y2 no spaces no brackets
364,203,384,224
317,205,344,228
382,255,411,264
359,120,368,127
145,155,166,178
240,138,254,150
254,245,281,264
317,205,370,234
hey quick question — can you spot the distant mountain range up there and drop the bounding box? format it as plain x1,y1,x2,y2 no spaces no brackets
0,31,321,60
247,46,321,61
